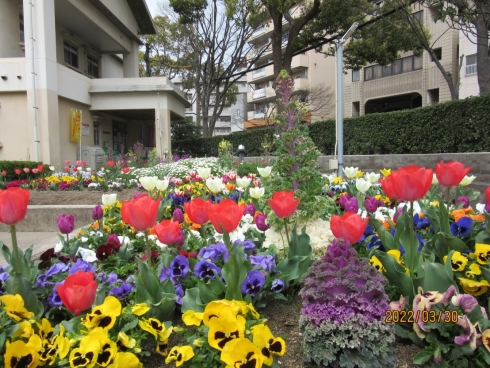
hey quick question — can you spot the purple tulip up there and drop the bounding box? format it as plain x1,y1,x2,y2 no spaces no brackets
364,196,379,213
92,205,103,221
241,270,265,297
457,196,470,209
57,214,75,234
244,204,256,217
338,194,359,213
176,227,185,246
255,214,269,231
173,208,185,223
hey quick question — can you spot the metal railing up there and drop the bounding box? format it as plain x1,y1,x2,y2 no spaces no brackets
253,67,266,78
253,88,266,99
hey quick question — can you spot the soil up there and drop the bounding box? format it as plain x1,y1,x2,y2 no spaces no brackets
30,189,428,367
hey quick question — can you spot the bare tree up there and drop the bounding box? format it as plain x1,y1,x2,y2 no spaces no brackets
296,83,334,120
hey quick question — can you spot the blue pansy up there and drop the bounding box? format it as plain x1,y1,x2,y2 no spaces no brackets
450,217,473,237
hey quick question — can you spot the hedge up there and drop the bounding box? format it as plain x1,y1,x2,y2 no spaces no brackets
0,161,49,181
173,92,490,157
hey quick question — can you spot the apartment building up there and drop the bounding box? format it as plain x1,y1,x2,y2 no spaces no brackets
459,30,479,99
245,8,336,130
344,3,460,116
0,0,189,166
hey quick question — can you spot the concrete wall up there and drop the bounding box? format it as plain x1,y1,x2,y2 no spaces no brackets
459,31,479,99
0,91,30,160
0,0,24,58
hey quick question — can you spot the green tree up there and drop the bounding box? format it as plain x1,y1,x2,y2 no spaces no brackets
171,118,201,142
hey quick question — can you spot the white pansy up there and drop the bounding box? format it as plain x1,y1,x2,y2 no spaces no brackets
364,172,380,183
87,167,92,172
343,166,359,179
155,179,170,191
139,176,158,191
102,193,117,206
236,176,252,188
190,230,201,238
197,167,211,180
148,234,157,242
460,175,476,186
155,240,168,249
229,229,245,243
135,232,146,238
206,177,223,194
77,247,97,263
249,187,265,199
432,173,439,185
476,203,486,213
80,237,89,243
241,214,254,224
257,166,272,178
355,178,372,192
54,241,63,253
118,236,131,246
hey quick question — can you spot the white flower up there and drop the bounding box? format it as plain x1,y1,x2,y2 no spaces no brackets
118,236,131,246
197,167,211,180
236,176,252,189
139,176,158,191
355,178,372,192
87,167,92,172
80,236,89,243
257,166,272,178
476,203,486,213
432,173,439,185
190,230,201,238
54,241,63,253
77,247,97,263
102,193,117,206
49,166,55,171
241,214,254,224
135,232,146,238
206,177,223,194
88,183,99,188
249,187,265,199
343,166,359,179
364,172,380,183
155,240,168,249
148,234,157,242
326,173,337,184
155,179,169,191
77,166,82,172
460,175,476,186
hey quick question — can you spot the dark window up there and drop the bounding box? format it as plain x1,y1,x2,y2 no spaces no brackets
352,69,360,82
372,65,382,79
412,10,423,23
382,65,392,77
364,66,373,81
19,14,24,42
431,48,442,62
87,55,99,78
413,55,423,69
402,56,413,73
392,59,403,74
64,41,78,68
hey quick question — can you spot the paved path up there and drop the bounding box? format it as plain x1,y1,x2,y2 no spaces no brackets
0,230,80,267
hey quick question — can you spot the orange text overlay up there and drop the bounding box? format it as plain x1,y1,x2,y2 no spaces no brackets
385,310,458,324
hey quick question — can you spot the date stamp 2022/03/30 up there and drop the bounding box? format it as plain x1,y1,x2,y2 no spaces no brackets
385,309,459,324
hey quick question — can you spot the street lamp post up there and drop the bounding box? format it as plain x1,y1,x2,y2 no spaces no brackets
237,144,246,163
336,22,359,177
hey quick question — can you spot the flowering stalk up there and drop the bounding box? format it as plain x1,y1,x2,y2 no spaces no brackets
10,225,23,273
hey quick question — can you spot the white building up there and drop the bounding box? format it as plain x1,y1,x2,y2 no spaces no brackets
458,30,479,99
0,0,190,166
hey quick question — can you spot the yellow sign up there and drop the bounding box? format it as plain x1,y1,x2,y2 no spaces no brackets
70,109,82,142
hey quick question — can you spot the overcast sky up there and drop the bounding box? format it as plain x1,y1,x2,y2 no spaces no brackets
145,0,160,17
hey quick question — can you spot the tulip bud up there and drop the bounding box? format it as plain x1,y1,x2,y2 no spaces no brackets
57,214,75,234
244,203,255,217
92,205,103,221
457,196,470,209
364,196,379,213
255,213,269,231
173,208,185,223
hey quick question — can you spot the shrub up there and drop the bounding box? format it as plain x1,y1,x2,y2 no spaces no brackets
299,239,396,367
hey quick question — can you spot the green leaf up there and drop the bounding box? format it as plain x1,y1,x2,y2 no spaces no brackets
413,350,433,364
142,295,176,322
181,287,205,313
412,261,457,295
480,267,490,284
1,243,11,264
371,218,397,251
222,239,247,301
0,332,5,351
197,279,220,304
373,250,415,301
121,318,139,333
135,259,161,304
475,230,490,244
4,273,44,317
438,233,467,253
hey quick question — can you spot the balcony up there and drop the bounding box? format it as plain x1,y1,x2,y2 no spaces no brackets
291,54,309,70
293,77,309,92
247,86,276,102
247,64,274,83
253,67,266,78
253,88,266,99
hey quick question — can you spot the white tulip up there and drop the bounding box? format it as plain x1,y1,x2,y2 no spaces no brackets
257,166,272,178
206,177,223,194
197,167,211,180
327,173,337,184
355,178,372,192
86,167,92,172
102,193,117,206
236,176,252,188
364,172,380,183
460,175,476,186
49,165,55,171
139,176,158,191
155,179,170,191
432,173,439,185
249,187,265,199
77,247,97,263
54,241,63,253
77,166,82,172
343,166,359,179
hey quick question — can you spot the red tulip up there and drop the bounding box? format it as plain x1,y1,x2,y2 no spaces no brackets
435,161,472,187
122,167,130,174
184,198,211,225
32,168,39,174
1,170,6,177
14,168,21,175
154,220,181,245
23,167,30,174
37,164,44,172
208,199,245,233
486,187,490,202
391,165,433,202
82,161,87,167
178,248,198,258
380,173,398,200
0,188,30,225
76,160,82,166
64,160,70,165
64,166,70,173
330,211,369,244
107,161,115,168
121,194,160,231
56,270,97,315
267,191,300,218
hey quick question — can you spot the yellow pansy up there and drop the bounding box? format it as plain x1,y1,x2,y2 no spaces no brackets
130,303,150,316
165,346,195,367
87,328,117,367
139,318,173,342
0,294,35,321
465,263,482,279
117,331,138,350
251,324,286,366
12,320,34,339
107,352,142,368
203,301,240,326
459,278,490,296
482,329,490,353
69,335,101,368
37,318,55,341
369,256,385,273
387,250,403,264
193,338,204,348
207,314,246,351
380,168,391,177
5,334,42,368
469,243,490,265
443,252,468,272
82,296,122,331
221,338,264,368
182,310,204,326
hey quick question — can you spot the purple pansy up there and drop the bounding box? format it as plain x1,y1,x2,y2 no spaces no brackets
109,283,133,299
250,255,276,272
235,240,256,253
198,243,229,262
241,270,265,297
170,255,189,278
271,279,285,293
450,217,473,237
160,266,173,282
45,263,69,278
69,259,95,275
194,260,221,279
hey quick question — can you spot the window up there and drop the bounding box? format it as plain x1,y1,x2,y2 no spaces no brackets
372,65,382,79
431,48,442,62
236,110,241,118
382,65,392,77
413,55,423,69
19,14,24,42
466,54,477,75
392,59,402,75
87,54,99,78
352,101,360,117
364,67,373,81
402,56,413,73
364,55,422,81
352,69,360,82
412,10,423,23
94,124,100,146
64,41,78,68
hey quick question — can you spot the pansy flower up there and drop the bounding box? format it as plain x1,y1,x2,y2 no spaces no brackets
170,255,189,278
5,334,42,368
454,315,478,350
207,314,246,350
465,263,482,278
368,256,385,273
82,296,122,330
251,324,286,365
139,317,173,342
194,260,221,279
220,338,264,368
0,294,35,321
271,279,285,293
107,352,142,368
482,329,490,353
165,346,194,367
458,277,490,296
241,270,266,297
469,243,490,265
450,217,473,237
443,252,468,272
69,335,100,368
87,328,118,367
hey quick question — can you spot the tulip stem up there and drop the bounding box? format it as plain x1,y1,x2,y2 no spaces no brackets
98,219,103,232
10,225,23,274
66,233,69,244
144,232,152,266
446,187,451,210
409,201,414,276
283,218,290,257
